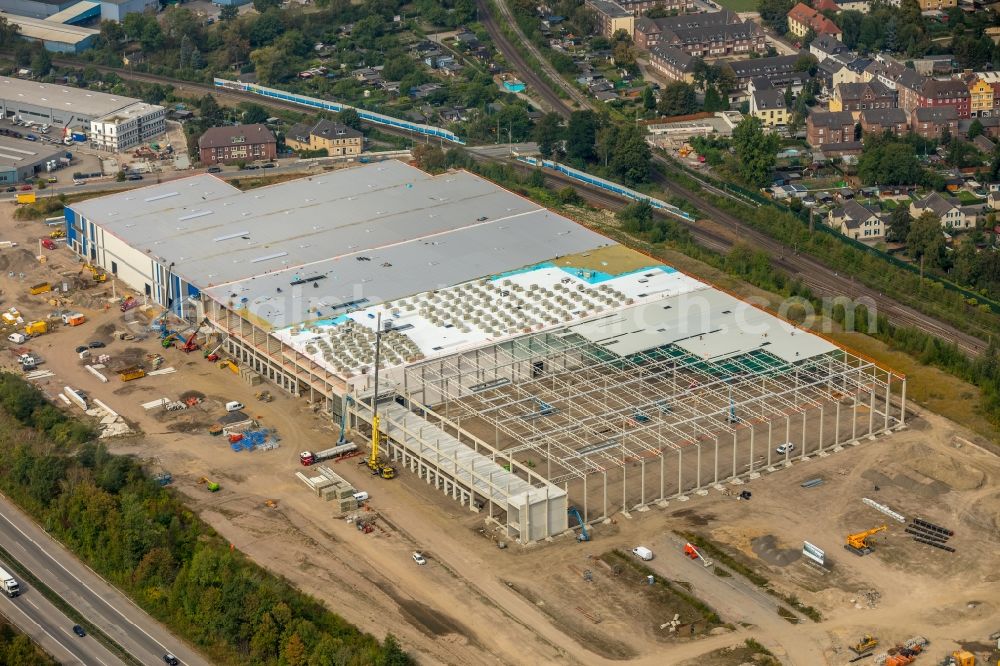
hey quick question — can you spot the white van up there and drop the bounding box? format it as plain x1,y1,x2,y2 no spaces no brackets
7,332,25,344
631,546,654,561
353,491,369,503
225,401,244,412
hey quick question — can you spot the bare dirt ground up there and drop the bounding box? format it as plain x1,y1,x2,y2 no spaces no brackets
1,206,998,665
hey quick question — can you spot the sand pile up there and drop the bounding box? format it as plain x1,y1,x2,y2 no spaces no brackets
751,535,801,567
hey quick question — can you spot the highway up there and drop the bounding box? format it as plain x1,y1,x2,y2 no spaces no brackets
0,557,126,666
0,495,208,666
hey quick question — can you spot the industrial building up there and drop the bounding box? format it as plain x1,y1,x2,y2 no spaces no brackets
0,13,98,52
0,77,164,150
0,134,65,183
64,161,907,544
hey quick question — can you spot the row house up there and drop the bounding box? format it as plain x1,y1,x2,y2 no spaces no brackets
633,10,741,50
787,2,843,42
915,78,971,119
806,110,856,147
659,21,766,59
862,57,927,115
198,124,276,165
971,71,1000,117
829,81,896,117
859,108,908,135
728,54,805,89
613,0,691,14
648,45,696,84
810,34,850,63
750,81,789,127
910,106,959,140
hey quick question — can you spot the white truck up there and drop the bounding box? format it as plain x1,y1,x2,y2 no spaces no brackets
0,566,20,597
299,442,358,466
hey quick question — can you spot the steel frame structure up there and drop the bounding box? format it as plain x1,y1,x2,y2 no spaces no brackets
402,329,906,523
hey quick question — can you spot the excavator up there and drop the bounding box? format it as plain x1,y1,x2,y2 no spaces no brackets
845,525,887,556
82,263,107,282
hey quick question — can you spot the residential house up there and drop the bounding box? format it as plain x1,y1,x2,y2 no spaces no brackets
198,124,276,165
284,119,362,156
829,81,896,117
917,0,956,9
806,110,856,147
977,71,1000,111
411,82,443,98
750,83,788,126
614,0,691,15
912,55,954,76
909,192,975,229
634,17,663,50
968,75,995,117
863,57,926,115
810,34,850,62
658,20,766,59
787,2,843,42
833,57,874,86
859,108,908,135
828,200,885,240
648,45,696,83
911,106,959,139
634,10,743,50
916,78,971,119
835,0,871,11
585,0,634,38
728,54,806,89
972,134,995,153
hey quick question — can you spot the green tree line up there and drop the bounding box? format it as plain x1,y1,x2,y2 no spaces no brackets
0,616,55,666
0,374,410,666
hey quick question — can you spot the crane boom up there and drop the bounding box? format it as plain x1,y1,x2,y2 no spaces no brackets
845,525,887,555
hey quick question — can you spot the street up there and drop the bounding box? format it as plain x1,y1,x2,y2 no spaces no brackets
0,495,208,666
0,557,125,666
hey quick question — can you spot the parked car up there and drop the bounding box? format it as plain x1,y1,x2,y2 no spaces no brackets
126,174,143,181
262,162,276,169
206,166,222,173
225,401,244,412
412,552,427,565
41,238,55,250
631,546,654,561
19,185,32,191
776,442,796,455
72,625,86,637
4,186,15,192
74,345,88,353
88,341,105,349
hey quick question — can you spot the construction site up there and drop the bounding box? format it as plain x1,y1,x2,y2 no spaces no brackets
0,159,997,666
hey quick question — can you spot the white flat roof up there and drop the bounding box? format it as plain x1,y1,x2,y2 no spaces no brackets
1,15,97,45
0,75,135,117
569,288,837,363
45,0,99,23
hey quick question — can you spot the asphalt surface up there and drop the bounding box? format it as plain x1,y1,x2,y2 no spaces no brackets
0,558,126,666
0,495,208,666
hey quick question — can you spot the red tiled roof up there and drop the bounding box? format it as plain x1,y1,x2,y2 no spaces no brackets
788,2,842,36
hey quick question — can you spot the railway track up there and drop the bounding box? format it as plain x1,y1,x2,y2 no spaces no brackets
474,0,572,117
46,59,990,355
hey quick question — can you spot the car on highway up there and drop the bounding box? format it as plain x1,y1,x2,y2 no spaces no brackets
163,654,179,666
88,341,105,349
776,442,796,455
72,625,86,637
412,552,426,565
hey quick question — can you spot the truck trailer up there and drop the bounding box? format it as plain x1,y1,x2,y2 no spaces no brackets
299,443,358,466
0,566,20,597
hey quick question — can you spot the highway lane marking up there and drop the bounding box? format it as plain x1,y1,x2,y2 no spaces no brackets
0,590,87,665
0,506,169,659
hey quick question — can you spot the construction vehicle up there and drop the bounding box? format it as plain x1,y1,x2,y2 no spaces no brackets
24,320,48,336
153,472,173,486
255,390,272,402
119,366,145,381
568,506,589,541
49,228,65,239
850,634,878,654
366,315,396,480
683,542,713,567
198,477,220,492
82,263,106,282
300,443,359,466
946,651,976,666
162,333,177,349
845,525,888,556
120,296,137,312
29,282,51,295
180,330,199,353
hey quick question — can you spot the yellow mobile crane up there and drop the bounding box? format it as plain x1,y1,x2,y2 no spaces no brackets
845,525,887,556
367,313,395,480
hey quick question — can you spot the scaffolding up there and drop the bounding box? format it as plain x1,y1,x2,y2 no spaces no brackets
401,329,906,527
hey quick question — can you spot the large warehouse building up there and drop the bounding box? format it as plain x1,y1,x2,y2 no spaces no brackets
0,77,164,150
65,161,907,543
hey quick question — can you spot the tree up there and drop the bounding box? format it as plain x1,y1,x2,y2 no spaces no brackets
30,49,51,77
758,0,793,34
731,116,779,187
412,143,446,172
794,54,818,75
219,4,238,20
657,81,697,117
837,10,864,49
197,94,224,126
886,205,911,242
251,45,295,84
532,112,564,159
0,15,19,47
253,0,280,11
857,139,922,186
642,86,656,111
610,124,651,185
703,86,725,112
907,211,946,270
98,20,124,51
338,108,361,130
241,103,268,124
940,125,952,147
565,111,597,162
968,119,985,140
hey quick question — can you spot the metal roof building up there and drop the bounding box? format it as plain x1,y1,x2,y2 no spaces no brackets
0,14,97,52
64,160,906,544
0,76,148,127
0,134,65,183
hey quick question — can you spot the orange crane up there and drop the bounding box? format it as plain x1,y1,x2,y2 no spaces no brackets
180,330,200,353
845,525,887,556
